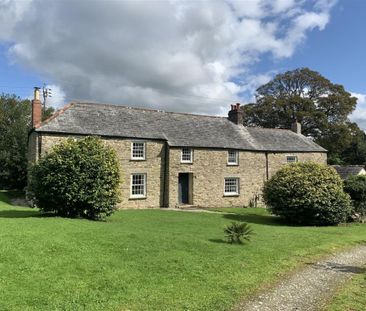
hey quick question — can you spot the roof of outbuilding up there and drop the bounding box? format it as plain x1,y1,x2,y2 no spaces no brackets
35,102,326,152
331,165,366,179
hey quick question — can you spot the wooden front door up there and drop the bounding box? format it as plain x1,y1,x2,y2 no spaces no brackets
178,173,189,204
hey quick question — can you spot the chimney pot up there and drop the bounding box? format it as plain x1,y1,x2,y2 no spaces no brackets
34,87,40,101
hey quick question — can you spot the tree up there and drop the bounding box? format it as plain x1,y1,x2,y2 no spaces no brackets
263,162,352,225
0,93,55,190
28,137,121,220
42,106,55,121
0,94,31,189
343,175,366,221
242,68,366,164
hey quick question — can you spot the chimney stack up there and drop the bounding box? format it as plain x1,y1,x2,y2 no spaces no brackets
228,103,244,125
291,121,301,135
32,87,42,128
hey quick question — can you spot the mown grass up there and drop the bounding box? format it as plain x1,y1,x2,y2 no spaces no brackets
0,192,365,311
325,267,366,311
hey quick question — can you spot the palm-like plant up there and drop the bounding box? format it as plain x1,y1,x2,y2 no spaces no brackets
224,222,253,244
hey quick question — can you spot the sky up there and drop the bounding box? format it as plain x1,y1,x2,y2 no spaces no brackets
0,0,365,128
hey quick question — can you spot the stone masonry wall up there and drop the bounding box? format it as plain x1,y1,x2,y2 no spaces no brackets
267,152,327,179
33,134,166,209
168,148,267,208
168,148,327,208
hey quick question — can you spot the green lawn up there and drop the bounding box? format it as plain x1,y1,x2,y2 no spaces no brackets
325,268,366,311
0,192,365,311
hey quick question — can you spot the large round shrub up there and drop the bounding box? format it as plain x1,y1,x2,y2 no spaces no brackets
263,162,351,225
29,136,121,220
343,175,366,221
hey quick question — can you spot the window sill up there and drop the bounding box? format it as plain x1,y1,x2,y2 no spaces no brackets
131,158,146,161
129,196,147,200
224,193,240,197
227,163,239,166
181,161,193,164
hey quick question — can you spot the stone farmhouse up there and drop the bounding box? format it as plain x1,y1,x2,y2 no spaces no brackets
28,90,327,209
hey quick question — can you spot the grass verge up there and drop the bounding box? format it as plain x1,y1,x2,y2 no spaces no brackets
324,267,366,311
0,193,365,311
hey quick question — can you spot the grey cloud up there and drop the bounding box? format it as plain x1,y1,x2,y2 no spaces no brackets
1,0,335,114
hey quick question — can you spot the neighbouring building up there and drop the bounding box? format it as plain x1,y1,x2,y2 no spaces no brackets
28,89,327,208
332,165,366,180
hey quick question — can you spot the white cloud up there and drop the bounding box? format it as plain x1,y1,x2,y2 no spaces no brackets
272,0,296,13
350,92,366,130
0,0,336,114
352,93,366,105
45,84,66,109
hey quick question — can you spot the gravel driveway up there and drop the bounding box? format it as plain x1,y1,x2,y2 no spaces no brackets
234,244,366,311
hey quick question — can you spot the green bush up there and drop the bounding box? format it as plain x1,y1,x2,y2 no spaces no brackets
224,222,253,244
343,175,366,221
263,162,352,225
28,137,121,220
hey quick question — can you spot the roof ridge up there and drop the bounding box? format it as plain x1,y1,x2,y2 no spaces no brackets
245,125,294,133
72,101,226,119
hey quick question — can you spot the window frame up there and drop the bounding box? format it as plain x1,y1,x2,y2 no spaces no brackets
286,155,298,163
224,177,240,196
131,141,146,160
227,150,239,166
130,173,147,199
181,148,193,163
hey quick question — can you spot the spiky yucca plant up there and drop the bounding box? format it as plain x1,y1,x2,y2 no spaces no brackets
224,222,253,244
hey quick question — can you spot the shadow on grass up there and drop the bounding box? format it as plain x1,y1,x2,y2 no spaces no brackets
0,209,46,218
208,238,251,246
308,262,366,275
222,212,285,226
355,240,366,246
0,190,29,207
208,238,228,244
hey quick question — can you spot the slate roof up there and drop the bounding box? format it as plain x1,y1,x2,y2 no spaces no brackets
331,165,366,180
36,102,326,152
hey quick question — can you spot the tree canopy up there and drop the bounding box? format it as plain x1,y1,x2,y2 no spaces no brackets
0,93,54,189
0,94,31,189
242,68,365,164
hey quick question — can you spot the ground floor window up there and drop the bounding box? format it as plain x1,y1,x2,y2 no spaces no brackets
131,173,146,198
224,177,239,196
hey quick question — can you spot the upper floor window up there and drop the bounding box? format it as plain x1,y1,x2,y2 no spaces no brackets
181,148,193,163
131,142,145,160
227,150,239,165
224,177,239,196
286,155,298,163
